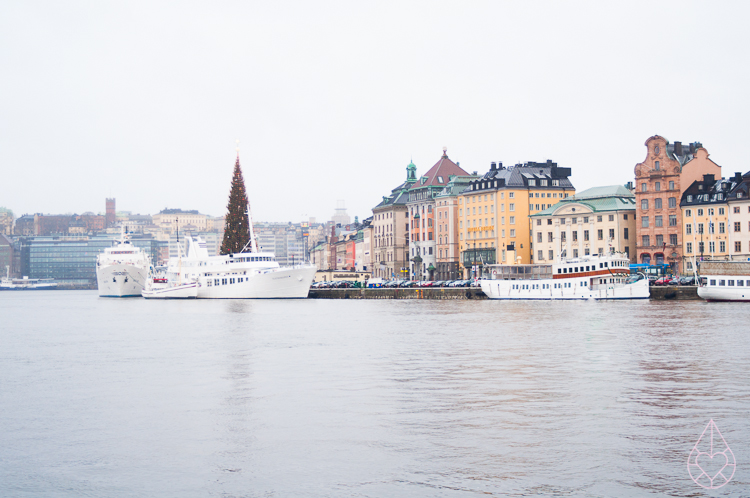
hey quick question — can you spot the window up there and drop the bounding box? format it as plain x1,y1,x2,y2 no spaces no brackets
655,216,663,227
641,183,647,192
609,215,614,222
719,208,725,215
509,203,515,211
547,219,552,225
572,218,577,224
536,219,541,226
686,209,691,216
698,223,704,234
537,232,542,243
538,250,543,260
509,192,514,198
655,161,660,170
735,222,741,232
584,230,589,241
669,215,677,226
668,197,677,208
642,235,650,246
687,195,693,202
573,231,578,241
735,206,741,214
549,250,554,260
598,229,603,240
669,234,677,245
510,229,516,237
655,182,661,191
656,234,663,246
561,232,567,242
687,242,693,254
548,232,553,242
698,209,704,216
641,199,649,210
709,241,715,253
642,216,649,228
509,216,515,224
597,216,602,222
720,241,726,253
699,241,705,253
709,222,714,234
583,217,589,223
736,241,742,252
623,228,628,239
669,181,674,190
528,179,536,186
719,222,725,234
709,208,714,216
654,198,662,209
609,228,615,239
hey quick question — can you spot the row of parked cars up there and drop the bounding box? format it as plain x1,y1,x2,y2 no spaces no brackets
311,280,363,289
648,275,696,286
369,279,480,288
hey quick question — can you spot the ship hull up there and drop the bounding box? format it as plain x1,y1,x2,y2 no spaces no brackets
97,264,148,297
197,266,316,299
481,278,650,300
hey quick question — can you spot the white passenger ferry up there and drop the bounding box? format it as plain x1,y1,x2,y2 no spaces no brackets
697,261,750,302
96,227,150,297
1,267,58,290
150,232,316,299
480,252,649,300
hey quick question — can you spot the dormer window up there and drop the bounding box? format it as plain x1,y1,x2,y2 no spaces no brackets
421,178,427,185
698,184,703,190
540,179,548,186
552,180,559,186
739,192,744,199
437,176,443,183
528,179,536,186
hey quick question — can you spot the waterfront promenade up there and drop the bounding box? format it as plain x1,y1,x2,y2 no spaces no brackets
309,286,700,300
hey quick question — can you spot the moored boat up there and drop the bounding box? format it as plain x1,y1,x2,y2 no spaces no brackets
697,261,750,302
480,251,649,300
0,267,58,290
96,226,150,297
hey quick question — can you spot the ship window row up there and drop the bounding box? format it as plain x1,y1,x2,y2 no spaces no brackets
211,277,246,286
232,256,273,263
708,279,747,287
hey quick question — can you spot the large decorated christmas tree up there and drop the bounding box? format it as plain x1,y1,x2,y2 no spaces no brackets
220,155,251,254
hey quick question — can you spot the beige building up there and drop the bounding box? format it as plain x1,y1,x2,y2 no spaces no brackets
371,161,417,279
531,185,637,263
435,175,476,280
152,209,209,233
0,208,13,235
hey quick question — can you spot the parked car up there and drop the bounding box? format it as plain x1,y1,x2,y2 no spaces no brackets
654,276,673,286
647,275,659,286
680,276,696,285
668,277,681,286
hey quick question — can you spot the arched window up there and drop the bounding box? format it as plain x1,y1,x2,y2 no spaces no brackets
641,253,651,264
641,199,649,210
668,197,677,208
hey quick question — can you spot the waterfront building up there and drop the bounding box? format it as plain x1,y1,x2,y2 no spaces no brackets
634,136,721,272
680,173,743,272
371,160,417,279
530,185,636,263
407,149,471,281
435,175,477,281
726,172,750,262
18,234,165,286
0,234,13,277
152,208,209,233
0,208,13,235
458,160,574,278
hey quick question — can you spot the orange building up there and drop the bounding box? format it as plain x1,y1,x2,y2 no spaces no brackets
634,136,721,273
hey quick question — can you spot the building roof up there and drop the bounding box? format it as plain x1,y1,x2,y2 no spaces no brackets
435,175,479,198
462,160,574,195
532,184,636,216
681,173,743,207
409,149,470,191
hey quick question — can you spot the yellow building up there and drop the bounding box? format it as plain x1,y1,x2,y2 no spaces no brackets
457,161,574,277
681,174,733,273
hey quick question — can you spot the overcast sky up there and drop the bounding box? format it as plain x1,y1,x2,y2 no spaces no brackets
2,1,749,223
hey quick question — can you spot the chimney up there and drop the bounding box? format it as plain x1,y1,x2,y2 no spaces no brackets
674,141,683,156
490,162,497,170
732,172,743,183
498,162,504,170
703,174,715,185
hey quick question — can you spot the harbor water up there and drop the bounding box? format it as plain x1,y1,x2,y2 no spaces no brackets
1,291,748,496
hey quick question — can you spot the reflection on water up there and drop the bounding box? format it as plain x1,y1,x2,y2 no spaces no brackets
0,293,748,496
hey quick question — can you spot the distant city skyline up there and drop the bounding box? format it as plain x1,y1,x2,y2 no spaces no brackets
2,2,749,222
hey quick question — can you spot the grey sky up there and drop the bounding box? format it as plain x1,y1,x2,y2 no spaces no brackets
2,1,748,223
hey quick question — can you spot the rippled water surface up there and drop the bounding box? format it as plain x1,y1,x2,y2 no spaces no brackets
1,291,749,496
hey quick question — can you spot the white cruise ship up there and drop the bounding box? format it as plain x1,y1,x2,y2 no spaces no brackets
480,252,649,300
96,228,150,297
153,233,316,299
697,260,750,302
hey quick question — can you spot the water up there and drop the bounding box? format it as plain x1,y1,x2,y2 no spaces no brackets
1,291,748,497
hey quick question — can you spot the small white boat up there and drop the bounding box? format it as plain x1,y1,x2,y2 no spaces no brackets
141,277,198,299
0,267,58,290
697,261,750,302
